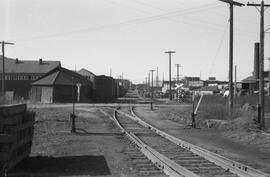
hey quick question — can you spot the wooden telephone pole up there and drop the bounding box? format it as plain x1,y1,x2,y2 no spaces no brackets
234,65,237,96
268,58,270,97
165,51,176,101
247,1,270,129
148,72,150,86
150,70,155,99
219,0,244,116
1,41,15,96
156,67,159,87
175,64,182,84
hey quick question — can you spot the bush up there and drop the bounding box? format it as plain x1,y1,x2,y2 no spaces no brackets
196,95,257,121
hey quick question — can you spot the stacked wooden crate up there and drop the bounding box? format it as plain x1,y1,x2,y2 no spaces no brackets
0,104,35,173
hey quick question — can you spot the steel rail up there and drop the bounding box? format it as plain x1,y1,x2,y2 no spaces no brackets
101,108,200,177
129,132,200,177
126,106,270,177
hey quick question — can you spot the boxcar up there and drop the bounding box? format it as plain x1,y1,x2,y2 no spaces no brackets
94,75,116,101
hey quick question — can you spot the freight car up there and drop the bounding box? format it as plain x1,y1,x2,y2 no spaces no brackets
94,75,116,102
115,79,131,97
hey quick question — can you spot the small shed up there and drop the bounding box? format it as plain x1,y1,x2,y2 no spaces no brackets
29,67,92,103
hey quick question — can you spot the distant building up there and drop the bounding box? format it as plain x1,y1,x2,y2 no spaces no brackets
184,77,200,81
188,80,204,88
182,77,203,89
208,77,216,81
77,68,96,88
0,57,61,99
30,67,92,103
204,79,228,87
195,86,219,95
162,81,177,93
241,71,269,93
241,42,269,94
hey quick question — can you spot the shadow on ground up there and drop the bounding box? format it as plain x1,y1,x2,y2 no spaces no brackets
8,155,110,177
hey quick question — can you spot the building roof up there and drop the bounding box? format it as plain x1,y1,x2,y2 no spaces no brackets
199,86,219,92
163,81,177,84
242,74,270,84
241,76,257,83
242,71,270,84
0,56,61,74
96,75,113,79
31,67,92,86
77,68,96,77
185,77,200,81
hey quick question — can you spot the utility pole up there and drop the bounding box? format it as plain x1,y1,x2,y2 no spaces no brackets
175,64,181,84
234,65,237,96
150,69,155,110
150,70,155,99
165,51,176,101
162,72,164,83
219,0,244,116
0,41,15,96
247,1,270,129
156,67,159,87
268,58,270,97
148,72,150,86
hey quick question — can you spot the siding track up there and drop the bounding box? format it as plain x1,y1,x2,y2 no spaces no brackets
107,106,270,177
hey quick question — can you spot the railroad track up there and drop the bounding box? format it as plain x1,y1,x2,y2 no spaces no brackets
103,106,270,177
99,108,167,177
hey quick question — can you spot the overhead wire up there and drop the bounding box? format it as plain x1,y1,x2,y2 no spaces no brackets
208,21,229,77
9,1,260,42
9,2,222,42
130,0,257,36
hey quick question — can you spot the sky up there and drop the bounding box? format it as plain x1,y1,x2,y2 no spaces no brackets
0,0,270,84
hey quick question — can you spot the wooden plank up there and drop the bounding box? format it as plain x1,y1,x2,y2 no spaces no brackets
0,152,10,161
7,150,30,170
0,104,26,117
0,134,16,143
0,115,22,125
22,112,36,123
10,135,33,152
9,121,34,131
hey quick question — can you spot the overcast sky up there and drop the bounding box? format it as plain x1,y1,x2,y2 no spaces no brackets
1,0,270,83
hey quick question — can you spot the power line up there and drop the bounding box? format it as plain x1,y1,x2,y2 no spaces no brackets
10,3,222,42
208,21,229,77
132,0,259,34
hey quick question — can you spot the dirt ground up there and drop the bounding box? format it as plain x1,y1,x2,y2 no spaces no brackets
8,105,149,177
133,105,270,174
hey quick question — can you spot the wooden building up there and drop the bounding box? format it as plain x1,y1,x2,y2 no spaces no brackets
77,68,95,88
30,67,92,103
0,57,60,99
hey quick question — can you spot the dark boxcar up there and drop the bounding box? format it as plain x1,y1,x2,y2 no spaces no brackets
94,75,116,101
